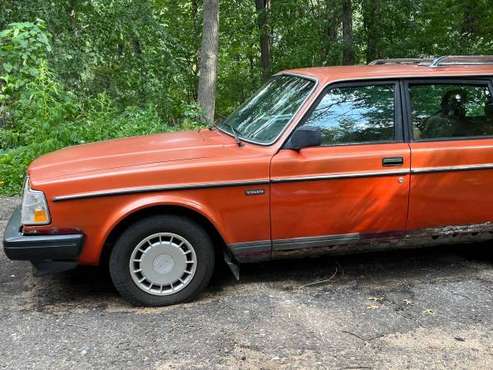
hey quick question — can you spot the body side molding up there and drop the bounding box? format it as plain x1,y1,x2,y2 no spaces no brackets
411,162,493,174
271,169,409,184
53,179,270,202
227,240,272,263
53,162,493,202
229,222,493,263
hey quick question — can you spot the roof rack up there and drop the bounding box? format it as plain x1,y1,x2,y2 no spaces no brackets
369,55,493,67
369,58,433,65
429,55,493,67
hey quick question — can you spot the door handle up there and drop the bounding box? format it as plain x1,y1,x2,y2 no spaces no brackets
382,157,404,167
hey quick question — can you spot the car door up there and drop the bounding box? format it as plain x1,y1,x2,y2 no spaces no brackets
405,78,493,233
270,81,411,257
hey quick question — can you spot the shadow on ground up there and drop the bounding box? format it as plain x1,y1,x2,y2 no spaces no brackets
30,242,493,310
2,196,493,369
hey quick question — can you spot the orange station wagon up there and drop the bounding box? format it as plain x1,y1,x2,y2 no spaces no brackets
4,55,493,306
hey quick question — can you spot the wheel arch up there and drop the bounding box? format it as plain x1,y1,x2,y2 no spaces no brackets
99,203,228,267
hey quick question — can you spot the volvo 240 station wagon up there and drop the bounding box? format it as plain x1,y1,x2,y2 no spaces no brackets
4,55,493,306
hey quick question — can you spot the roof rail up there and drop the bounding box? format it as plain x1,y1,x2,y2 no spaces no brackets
369,55,493,68
429,55,493,67
369,58,433,65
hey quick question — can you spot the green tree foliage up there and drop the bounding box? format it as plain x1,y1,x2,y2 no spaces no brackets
0,20,51,103
1,0,493,194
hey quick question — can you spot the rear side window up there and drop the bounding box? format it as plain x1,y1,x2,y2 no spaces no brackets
300,84,396,145
409,83,493,140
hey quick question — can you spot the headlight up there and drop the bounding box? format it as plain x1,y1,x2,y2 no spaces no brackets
21,177,51,225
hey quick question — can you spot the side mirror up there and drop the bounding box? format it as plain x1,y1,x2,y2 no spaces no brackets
284,126,322,151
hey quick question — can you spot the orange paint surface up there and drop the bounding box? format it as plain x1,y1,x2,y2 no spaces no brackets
23,64,493,265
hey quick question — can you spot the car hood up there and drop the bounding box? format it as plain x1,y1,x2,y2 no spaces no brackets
29,130,238,181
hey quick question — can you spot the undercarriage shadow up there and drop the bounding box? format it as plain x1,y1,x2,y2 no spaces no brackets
34,242,493,307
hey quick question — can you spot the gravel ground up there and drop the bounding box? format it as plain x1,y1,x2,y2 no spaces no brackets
1,196,493,369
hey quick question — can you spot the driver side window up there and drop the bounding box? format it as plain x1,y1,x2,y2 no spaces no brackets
300,84,396,146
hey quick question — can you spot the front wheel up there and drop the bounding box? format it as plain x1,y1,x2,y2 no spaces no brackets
109,215,215,306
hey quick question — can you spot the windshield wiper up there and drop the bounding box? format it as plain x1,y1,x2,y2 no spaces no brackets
222,122,244,147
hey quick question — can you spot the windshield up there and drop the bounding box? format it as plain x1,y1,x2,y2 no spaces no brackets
218,75,315,144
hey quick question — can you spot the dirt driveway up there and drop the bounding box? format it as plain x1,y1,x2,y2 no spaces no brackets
1,196,493,369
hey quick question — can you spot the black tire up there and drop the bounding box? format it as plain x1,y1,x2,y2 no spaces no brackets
109,215,215,307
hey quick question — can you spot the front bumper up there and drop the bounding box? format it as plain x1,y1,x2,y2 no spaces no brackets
3,207,84,262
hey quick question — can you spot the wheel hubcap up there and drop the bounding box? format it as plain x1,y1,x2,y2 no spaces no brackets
129,232,197,296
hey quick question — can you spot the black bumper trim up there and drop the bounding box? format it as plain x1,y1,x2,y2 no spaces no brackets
3,207,84,261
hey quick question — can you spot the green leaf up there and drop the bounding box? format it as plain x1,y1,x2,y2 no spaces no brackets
2,63,13,73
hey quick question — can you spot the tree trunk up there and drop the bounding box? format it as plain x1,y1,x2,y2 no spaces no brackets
255,0,272,82
191,0,199,100
461,0,479,36
341,0,354,65
363,0,381,63
325,0,340,65
197,0,220,124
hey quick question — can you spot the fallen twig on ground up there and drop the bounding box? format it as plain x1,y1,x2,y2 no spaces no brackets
341,330,384,342
298,266,338,289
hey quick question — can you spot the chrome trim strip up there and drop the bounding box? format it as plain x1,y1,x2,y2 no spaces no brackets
269,222,493,253
216,72,320,147
228,240,272,263
271,169,409,184
56,162,493,201
236,223,493,260
229,240,272,251
53,179,270,202
54,168,412,201
273,233,360,251
411,163,493,174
